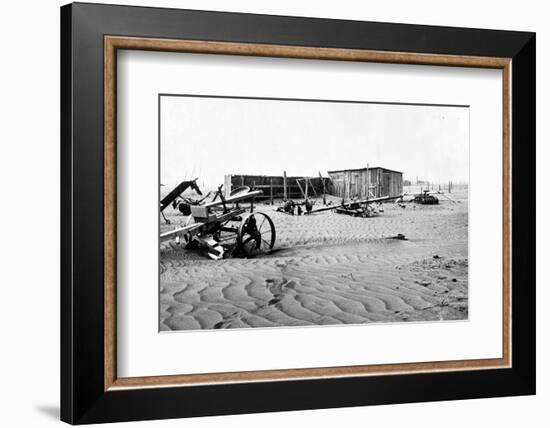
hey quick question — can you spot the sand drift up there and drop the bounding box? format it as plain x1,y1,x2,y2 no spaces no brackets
160,192,468,331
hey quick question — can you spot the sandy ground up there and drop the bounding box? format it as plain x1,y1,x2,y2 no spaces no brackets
160,191,468,331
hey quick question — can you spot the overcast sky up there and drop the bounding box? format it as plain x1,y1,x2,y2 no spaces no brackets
160,95,469,191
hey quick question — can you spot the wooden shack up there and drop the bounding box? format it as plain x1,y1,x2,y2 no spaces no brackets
327,167,403,199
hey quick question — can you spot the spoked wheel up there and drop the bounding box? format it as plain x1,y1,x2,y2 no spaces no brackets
237,212,276,257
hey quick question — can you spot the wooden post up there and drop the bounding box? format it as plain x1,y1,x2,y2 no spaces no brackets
283,171,287,201
305,177,309,199
366,164,369,201
224,174,232,199
319,172,326,205
296,179,306,199
250,181,256,212
343,175,347,199
269,177,273,205
306,177,317,197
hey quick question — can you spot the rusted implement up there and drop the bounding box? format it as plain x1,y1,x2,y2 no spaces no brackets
161,186,276,260
160,178,208,223
413,190,439,205
335,204,379,218
304,194,402,215
160,178,202,211
276,198,315,216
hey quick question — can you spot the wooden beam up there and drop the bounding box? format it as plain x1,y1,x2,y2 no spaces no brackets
204,190,262,208
319,172,326,205
306,177,317,197
295,179,306,198
160,222,203,242
366,164,369,202
305,194,402,215
283,171,287,201
224,174,232,199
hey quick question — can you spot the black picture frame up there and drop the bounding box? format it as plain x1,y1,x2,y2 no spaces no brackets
61,2,535,424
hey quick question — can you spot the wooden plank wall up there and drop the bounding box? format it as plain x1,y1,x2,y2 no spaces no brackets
328,169,402,199
224,174,333,200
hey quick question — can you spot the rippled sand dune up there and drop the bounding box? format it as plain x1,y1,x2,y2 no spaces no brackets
160,192,468,331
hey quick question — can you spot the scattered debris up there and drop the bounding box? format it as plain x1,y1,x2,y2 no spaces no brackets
413,190,439,205
306,194,402,216
389,233,408,240
276,198,315,216
415,280,431,287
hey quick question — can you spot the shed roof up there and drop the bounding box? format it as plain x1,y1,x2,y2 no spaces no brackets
327,167,403,175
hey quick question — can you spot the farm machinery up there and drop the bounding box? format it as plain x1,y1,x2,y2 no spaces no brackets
413,190,439,205
160,178,210,223
276,198,316,216
304,194,403,217
160,184,276,260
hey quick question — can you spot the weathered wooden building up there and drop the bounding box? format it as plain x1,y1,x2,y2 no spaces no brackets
224,173,334,201
327,167,403,199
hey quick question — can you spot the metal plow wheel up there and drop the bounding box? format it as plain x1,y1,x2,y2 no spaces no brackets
237,212,276,257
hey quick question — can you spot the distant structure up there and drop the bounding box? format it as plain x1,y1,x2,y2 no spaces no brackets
224,173,333,202
327,167,403,199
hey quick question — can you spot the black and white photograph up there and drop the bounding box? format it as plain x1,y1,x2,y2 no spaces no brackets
159,95,469,331
0,0,542,426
